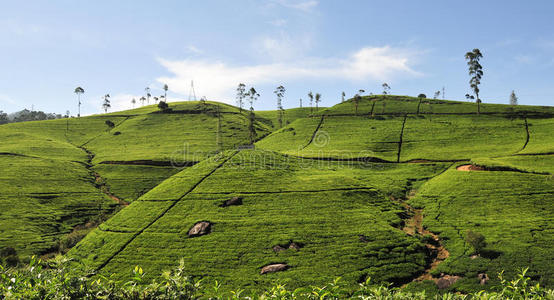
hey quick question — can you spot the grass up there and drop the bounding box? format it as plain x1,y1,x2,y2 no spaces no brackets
91,164,181,202
320,95,554,116
86,110,267,164
520,117,554,155
0,96,553,294
408,165,554,291
471,155,554,174
400,115,527,161
0,155,116,256
69,150,449,290
255,107,316,130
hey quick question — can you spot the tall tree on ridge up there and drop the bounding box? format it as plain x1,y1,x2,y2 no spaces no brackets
236,83,246,113
247,87,259,144
341,91,346,103
510,90,518,105
274,85,286,128
145,87,151,104
102,94,111,113
140,96,146,106
163,84,169,102
74,87,84,117
464,48,484,114
315,93,321,111
382,83,390,95
131,98,136,108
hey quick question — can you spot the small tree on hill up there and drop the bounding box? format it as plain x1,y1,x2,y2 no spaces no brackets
299,98,302,108
153,96,159,103
163,84,169,102
145,87,151,104
131,98,136,108
341,91,346,103
74,86,84,117
274,85,286,128
140,96,146,106
466,230,486,255
315,93,321,111
236,83,246,113
247,87,259,144
434,91,440,99
382,83,390,95
102,94,111,113
465,48,484,114
510,90,518,105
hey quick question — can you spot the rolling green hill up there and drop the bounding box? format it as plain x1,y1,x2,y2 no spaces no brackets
1,95,553,294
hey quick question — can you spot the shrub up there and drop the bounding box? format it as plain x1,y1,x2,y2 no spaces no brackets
418,93,427,98
158,101,169,111
1,257,552,299
105,120,115,128
0,247,19,267
466,230,487,255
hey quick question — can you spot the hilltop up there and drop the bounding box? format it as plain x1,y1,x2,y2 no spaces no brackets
0,96,552,294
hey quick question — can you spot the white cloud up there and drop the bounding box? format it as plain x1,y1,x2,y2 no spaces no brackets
274,0,318,12
156,46,422,104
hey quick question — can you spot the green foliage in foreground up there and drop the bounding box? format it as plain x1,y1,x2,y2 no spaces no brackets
2,257,554,299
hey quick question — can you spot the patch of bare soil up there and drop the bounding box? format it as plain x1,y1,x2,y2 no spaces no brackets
456,164,485,171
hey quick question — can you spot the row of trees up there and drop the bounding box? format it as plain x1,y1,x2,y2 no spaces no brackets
69,49,519,118
131,84,170,109
0,109,63,124
72,84,171,116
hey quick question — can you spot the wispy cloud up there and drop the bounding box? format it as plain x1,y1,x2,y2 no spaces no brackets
185,45,203,55
274,0,319,12
156,46,422,103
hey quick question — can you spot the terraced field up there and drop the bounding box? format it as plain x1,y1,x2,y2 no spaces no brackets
0,101,268,256
71,150,450,290
1,95,553,294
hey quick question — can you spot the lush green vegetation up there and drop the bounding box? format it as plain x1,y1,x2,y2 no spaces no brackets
2,257,553,299
0,155,115,256
1,95,553,295
408,165,554,292
70,150,449,290
256,107,316,130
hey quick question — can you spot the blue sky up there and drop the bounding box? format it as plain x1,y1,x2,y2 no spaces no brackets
1,0,554,115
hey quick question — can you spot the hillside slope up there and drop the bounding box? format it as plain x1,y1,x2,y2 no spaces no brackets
1,96,553,293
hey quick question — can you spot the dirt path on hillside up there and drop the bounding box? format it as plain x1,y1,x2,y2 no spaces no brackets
392,176,451,287
399,201,449,282
79,145,128,206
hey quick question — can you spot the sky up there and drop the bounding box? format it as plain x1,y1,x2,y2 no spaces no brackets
1,0,554,115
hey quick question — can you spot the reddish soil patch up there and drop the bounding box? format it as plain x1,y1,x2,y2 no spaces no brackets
456,164,485,171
